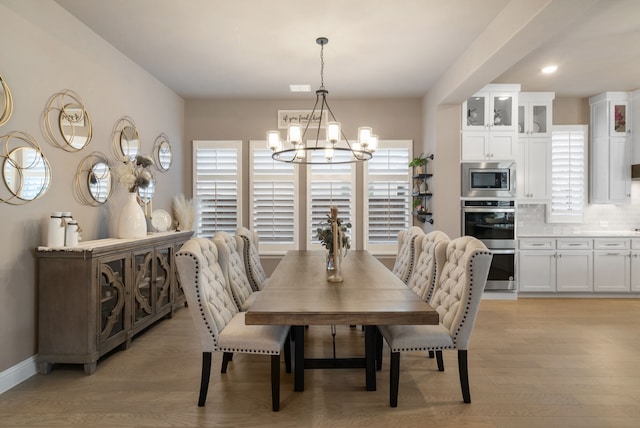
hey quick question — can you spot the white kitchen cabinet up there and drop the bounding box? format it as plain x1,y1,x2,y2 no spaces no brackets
516,93,553,203
589,92,631,204
593,238,630,292
631,239,640,292
518,93,554,138
516,137,550,202
518,249,556,292
556,250,593,292
632,90,640,165
461,84,520,161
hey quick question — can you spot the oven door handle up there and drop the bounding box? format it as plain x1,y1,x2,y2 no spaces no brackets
462,208,515,213
488,248,515,255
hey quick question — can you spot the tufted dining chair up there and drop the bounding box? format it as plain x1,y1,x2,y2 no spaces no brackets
378,236,492,407
236,226,268,291
391,226,425,284
175,237,291,411
213,231,260,311
407,230,451,302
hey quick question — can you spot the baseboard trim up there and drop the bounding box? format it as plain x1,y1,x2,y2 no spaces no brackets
0,355,38,395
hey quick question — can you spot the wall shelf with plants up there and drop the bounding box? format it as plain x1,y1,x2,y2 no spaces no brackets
409,153,434,224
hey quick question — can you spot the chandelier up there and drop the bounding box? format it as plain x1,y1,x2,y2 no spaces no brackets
267,37,376,164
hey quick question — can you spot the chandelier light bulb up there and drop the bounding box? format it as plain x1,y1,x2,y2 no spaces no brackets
326,122,341,144
368,134,378,153
267,131,281,151
288,124,302,145
296,142,306,158
324,145,334,161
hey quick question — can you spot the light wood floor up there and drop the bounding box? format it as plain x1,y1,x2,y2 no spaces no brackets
2,298,640,427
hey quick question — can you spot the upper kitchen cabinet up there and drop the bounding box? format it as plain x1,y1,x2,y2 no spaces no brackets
632,89,640,166
590,92,631,204
516,92,554,203
461,84,520,161
518,92,554,138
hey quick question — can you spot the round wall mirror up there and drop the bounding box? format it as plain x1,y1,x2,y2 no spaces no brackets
0,73,13,127
73,152,113,206
153,133,172,172
43,89,92,151
88,161,112,203
120,125,140,160
60,103,91,150
138,179,155,203
3,147,51,201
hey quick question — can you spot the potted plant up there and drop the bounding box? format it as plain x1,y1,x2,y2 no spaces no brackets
409,153,427,174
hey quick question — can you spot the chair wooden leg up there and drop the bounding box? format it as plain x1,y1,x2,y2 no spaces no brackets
375,328,383,371
271,354,281,411
436,350,444,371
284,333,292,373
221,352,233,373
390,351,400,407
428,350,435,358
198,352,212,407
458,350,471,403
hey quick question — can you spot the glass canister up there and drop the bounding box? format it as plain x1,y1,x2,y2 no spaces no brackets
47,212,65,247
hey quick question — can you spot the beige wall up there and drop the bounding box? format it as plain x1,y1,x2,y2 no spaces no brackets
553,97,590,125
184,97,424,250
0,0,185,373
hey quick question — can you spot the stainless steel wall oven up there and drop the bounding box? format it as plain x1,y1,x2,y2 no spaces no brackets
461,200,516,291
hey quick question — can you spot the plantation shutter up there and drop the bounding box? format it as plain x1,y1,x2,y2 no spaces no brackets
307,148,355,249
249,142,299,253
547,126,587,223
192,140,242,236
364,141,412,254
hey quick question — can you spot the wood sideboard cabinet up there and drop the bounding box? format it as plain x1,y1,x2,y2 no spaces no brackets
36,231,193,375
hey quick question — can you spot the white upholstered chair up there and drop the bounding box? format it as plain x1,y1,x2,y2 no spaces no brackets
378,236,492,407
175,237,291,411
213,231,260,311
236,226,268,291
407,230,451,302
391,226,425,284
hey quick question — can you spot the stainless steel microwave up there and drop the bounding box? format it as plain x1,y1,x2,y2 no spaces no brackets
461,162,516,198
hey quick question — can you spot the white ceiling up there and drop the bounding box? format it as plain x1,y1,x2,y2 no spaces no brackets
55,0,640,100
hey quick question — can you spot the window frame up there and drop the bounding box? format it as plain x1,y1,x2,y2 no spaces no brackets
363,140,413,255
546,125,588,223
248,140,300,255
192,140,243,237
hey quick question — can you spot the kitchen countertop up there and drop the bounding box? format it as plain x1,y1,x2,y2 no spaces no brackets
518,231,640,238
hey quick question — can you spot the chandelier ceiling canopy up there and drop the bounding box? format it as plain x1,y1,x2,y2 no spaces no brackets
267,37,376,164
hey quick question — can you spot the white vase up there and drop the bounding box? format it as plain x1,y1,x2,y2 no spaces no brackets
118,192,147,238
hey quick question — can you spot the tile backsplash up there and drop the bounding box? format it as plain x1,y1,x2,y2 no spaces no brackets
517,181,640,235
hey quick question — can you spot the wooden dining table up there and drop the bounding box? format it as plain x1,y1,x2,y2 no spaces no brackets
244,250,439,392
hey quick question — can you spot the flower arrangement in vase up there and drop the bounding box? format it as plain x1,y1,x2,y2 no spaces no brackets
316,207,351,280
114,154,155,239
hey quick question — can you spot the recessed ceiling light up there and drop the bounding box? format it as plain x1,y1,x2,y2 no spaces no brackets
289,84,311,92
541,65,558,74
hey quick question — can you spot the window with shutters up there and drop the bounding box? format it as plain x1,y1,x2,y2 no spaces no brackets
363,141,412,254
547,125,587,223
192,140,242,236
249,141,299,254
306,148,356,250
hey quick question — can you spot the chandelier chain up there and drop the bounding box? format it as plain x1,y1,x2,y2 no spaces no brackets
319,41,325,90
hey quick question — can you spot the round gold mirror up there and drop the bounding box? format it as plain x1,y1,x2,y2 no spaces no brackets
73,152,113,206
43,89,92,151
3,146,51,201
153,133,172,172
88,161,112,204
120,126,140,160
0,73,13,127
137,178,155,203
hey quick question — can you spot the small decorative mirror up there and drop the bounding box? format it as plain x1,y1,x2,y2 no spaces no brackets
138,178,155,203
112,116,140,161
153,133,172,172
1,132,51,204
43,89,92,151
73,152,113,206
0,73,13,126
